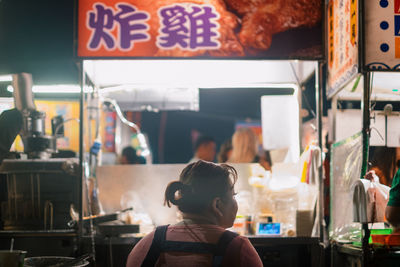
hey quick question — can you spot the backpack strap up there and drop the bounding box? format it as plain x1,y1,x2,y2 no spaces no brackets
212,230,239,267
141,226,238,267
141,225,169,267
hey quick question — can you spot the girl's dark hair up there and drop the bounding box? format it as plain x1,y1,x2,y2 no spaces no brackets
164,160,238,214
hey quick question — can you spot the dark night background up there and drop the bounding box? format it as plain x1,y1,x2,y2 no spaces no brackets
0,0,78,83
0,0,325,163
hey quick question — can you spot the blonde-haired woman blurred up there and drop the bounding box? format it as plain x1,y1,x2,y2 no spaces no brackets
229,128,271,170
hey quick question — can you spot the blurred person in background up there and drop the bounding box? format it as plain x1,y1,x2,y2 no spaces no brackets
126,160,262,267
0,109,22,164
364,147,400,232
368,146,400,186
189,136,216,163
121,146,146,164
228,128,271,170
0,109,23,226
385,167,400,233
217,139,232,163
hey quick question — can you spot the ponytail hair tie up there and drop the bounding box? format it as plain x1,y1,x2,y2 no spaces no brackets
164,181,192,207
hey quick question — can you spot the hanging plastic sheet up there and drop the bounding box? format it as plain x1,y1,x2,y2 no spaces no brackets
330,132,363,242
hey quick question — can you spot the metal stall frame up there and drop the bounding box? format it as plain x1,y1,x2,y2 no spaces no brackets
315,60,325,245
360,71,371,265
360,0,370,255
78,61,100,261
78,60,84,248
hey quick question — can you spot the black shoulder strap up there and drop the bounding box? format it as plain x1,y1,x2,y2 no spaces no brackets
141,226,238,267
141,225,169,267
212,230,239,267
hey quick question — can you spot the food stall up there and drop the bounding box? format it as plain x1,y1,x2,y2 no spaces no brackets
75,0,326,266
0,0,326,266
327,0,400,266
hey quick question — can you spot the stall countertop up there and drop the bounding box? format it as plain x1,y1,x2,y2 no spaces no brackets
333,242,400,256
0,229,77,237
82,235,320,246
247,236,320,246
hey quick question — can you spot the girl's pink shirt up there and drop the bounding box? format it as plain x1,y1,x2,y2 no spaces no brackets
126,224,263,267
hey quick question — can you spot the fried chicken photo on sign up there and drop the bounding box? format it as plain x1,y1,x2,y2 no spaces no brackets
137,0,244,57
224,0,322,51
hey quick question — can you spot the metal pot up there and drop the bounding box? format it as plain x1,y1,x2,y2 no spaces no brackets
24,256,89,267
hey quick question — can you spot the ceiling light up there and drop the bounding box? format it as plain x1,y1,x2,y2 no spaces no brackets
7,85,92,93
0,75,12,82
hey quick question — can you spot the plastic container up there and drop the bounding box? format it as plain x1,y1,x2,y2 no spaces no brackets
273,196,297,235
371,233,400,246
0,250,26,267
369,228,392,244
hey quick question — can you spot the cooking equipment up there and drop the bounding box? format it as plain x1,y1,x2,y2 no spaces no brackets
12,73,56,159
24,256,89,267
96,223,139,237
50,254,92,267
81,207,133,228
0,159,79,230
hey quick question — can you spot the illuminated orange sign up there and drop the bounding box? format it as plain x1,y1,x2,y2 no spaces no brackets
78,0,323,59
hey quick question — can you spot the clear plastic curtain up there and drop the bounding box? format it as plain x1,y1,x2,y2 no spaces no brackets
330,132,363,242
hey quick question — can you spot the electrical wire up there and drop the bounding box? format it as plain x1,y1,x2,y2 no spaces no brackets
102,98,141,133
102,97,150,159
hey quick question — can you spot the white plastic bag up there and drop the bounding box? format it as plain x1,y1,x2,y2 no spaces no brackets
372,174,390,222
353,173,390,223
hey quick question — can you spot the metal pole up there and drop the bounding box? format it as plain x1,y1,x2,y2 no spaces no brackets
359,0,370,262
331,95,337,143
78,60,85,245
298,84,303,155
315,61,324,243
361,72,370,178
361,71,371,266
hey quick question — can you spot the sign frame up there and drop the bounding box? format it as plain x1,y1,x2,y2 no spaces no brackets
74,0,325,60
